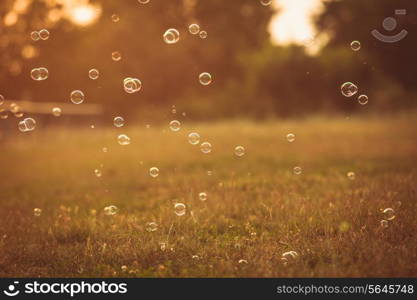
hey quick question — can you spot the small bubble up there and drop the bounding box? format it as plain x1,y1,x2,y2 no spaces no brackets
138,0,150,3
260,0,272,6
188,24,200,35
117,134,131,146
199,192,208,201
380,220,389,228
113,116,125,127
111,14,120,22
163,28,180,44
174,203,186,216
286,133,296,143
234,146,245,157
149,167,159,178
341,82,358,97
18,117,36,132
112,51,122,61
0,94,4,105
88,68,99,80
159,242,167,251
39,29,50,40
282,251,299,261
200,142,212,154
188,132,200,145
94,169,102,177
199,72,212,85
358,94,369,105
52,107,62,117
123,77,142,93
33,208,42,217
347,172,355,180
104,205,119,216
70,90,84,104
199,30,207,39
383,208,395,221
293,166,302,175
169,120,181,132
30,67,49,81
238,259,248,264
146,222,158,232
350,40,361,51
102,147,108,153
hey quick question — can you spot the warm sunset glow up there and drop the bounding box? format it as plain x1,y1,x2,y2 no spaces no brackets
68,4,100,26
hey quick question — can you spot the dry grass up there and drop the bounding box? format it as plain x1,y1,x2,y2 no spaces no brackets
0,114,416,277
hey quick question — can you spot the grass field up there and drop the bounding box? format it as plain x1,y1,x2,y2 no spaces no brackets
0,114,416,277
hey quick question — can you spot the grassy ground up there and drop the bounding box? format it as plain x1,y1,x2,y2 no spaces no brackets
0,114,416,277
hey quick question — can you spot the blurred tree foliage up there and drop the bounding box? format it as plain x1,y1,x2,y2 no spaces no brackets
0,0,415,120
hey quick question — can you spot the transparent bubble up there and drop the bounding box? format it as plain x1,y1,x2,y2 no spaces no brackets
117,134,131,146
113,116,125,127
121,265,127,272
70,90,84,104
358,94,368,105
199,30,207,39
174,203,186,216
30,31,40,41
260,0,272,6
31,67,49,81
0,110,8,119
169,120,181,132
123,77,142,93
52,107,62,117
238,259,248,264
350,40,361,51
111,14,120,23
33,208,42,217
188,24,200,35
146,222,158,232
163,28,180,44
293,166,302,175
39,29,49,40
188,132,200,145
171,105,177,114
18,117,36,132
199,72,212,86
104,205,119,216
282,251,298,261
149,167,159,178
138,0,150,3
383,208,395,221
0,94,4,105
112,51,122,61
88,68,99,80
207,170,213,176
94,169,102,177
200,142,212,154
199,192,208,201
192,255,199,260
286,133,296,143
380,220,389,228
14,111,24,118
234,146,245,157
341,82,358,97
102,147,108,153
347,171,355,180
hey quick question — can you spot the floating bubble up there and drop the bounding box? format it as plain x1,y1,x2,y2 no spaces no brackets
238,259,248,264
347,171,355,180
380,220,389,228
30,31,40,41
192,255,199,260
199,72,212,86
104,205,119,216
70,90,84,104
188,132,200,145
111,14,120,23
117,134,131,146
0,94,4,105
113,116,125,127
350,40,361,51
0,110,9,119
138,0,150,3
188,24,200,35
260,0,272,6
149,167,159,178
123,77,142,93
112,51,122,61
146,222,158,232
200,142,212,154
293,166,302,175
234,146,245,157
52,107,62,117
18,117,36,132
199,30,207,39
39,29,49,40
207,170,213,176
174,203,186,216
94,169,102,177
30,67,49,81
383,208,395,221
169,120,181,132
163,28,180,44
102,147,108,153
286,133,296,143
282,251,299,260
341,82,358,97
199,192,208,201
88,68,99,80
358,94,368,105
121,265,127,272
33,208,42,217
14,111,24,118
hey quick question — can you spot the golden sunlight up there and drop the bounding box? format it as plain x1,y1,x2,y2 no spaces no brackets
67,3,101,26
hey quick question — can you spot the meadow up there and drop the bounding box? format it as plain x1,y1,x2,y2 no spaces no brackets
0,113,416,277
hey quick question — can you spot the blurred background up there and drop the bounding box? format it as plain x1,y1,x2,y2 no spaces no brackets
0,0,416,126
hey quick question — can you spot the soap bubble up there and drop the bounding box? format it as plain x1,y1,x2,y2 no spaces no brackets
52,107,62,117
18,117,36,132
112,51,122,61
111,14,120,23
199,72,212,85
138,0,150,3
199,192,208,201
286,133,296,142
200,142,212,154
380,220,389,228
169,120,181,132
146,222,158,232
94,169,102,177
350,40,361,51
117,134,131,145
234,146,245,157
113,116,125,127
39,29,50,40
104,205,119,216
293,166,302,175
174,203,186,216
199,30,207,39
70,90,84,104
33,208,42,217
188,132,200,145
383,208,395,220
358,94,368,105
0,94,4,105
123,77,142,93
163,28,180,44
347,172,355,180
149,167,159,178
189,24,200,35
238,259,248,264
30,31,40,41
0,110,8,119
31,67,49,81
341,82,358,97
260,0,272,6
88,69,99,80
